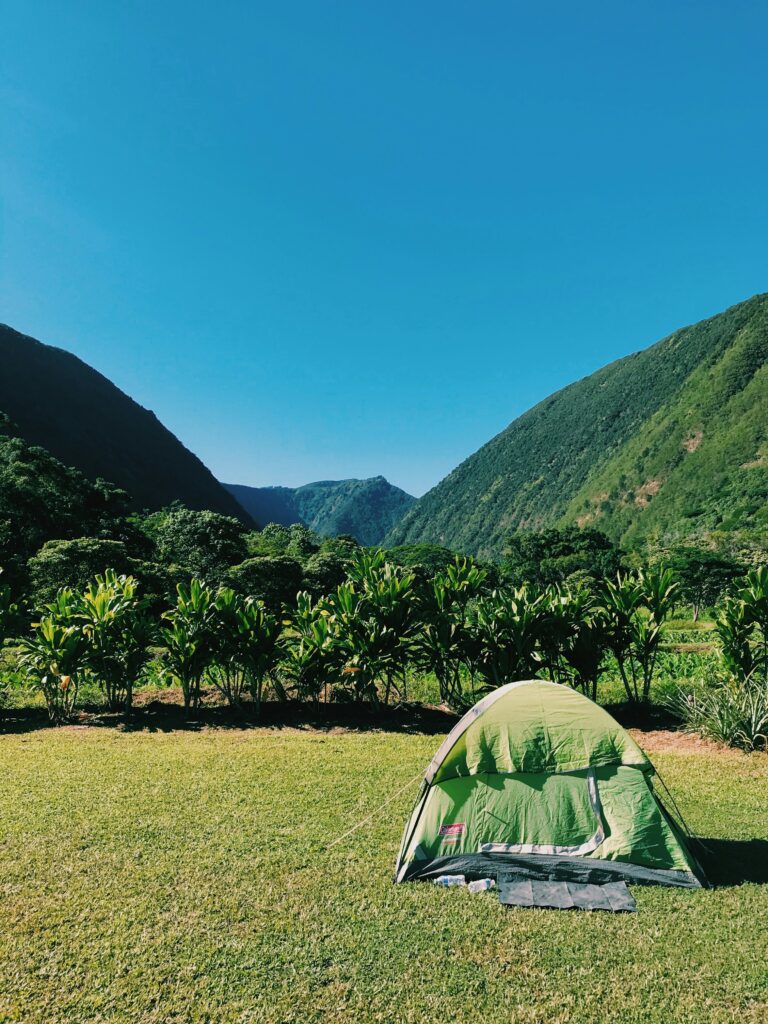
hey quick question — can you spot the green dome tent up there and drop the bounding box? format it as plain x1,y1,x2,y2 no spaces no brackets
395,680,705,898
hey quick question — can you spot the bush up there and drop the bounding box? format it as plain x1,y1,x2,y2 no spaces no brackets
301,552,349,599
18,590,87,722
78,570,155,712
226,556,303,610
148,508,248,584
28,538,133,606
668,679,768,751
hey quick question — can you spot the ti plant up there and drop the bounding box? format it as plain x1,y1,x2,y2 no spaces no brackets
78,570,155,712
717,566,768,686
160,579,216,713
332,557,419,705
553,582,613,702
413,557,487,707
603,567,678,703
280,591,339,704
18,589,86,723
470,586,546,695
209,588,281,712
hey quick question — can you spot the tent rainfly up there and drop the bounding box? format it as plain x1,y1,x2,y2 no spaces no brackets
395,680,705,900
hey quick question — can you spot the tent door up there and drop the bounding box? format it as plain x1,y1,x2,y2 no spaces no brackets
478,768,605,857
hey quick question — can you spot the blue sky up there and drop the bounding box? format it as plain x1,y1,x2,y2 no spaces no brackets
2,2,766,497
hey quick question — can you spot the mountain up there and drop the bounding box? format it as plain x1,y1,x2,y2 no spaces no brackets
0,324,250,521
385,294,768,558
225,477,415,546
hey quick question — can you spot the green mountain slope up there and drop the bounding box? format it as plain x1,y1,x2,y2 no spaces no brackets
385,294,768,558
0,324,250,522
225,477,415,546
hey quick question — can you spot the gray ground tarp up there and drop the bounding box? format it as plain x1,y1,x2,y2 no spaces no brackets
498,879,637,912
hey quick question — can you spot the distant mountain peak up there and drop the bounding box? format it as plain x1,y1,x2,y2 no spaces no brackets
226,476,414,546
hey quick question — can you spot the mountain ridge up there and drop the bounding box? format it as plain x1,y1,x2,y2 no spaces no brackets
225,476,414,545
385,294,768,558
0,324,250,522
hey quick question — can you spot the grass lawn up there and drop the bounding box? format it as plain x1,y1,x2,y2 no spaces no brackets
0,720,766,1024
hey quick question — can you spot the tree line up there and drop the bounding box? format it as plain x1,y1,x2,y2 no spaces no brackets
2,550,766,726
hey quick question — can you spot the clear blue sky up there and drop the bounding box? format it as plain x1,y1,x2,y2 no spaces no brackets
1,2,766,497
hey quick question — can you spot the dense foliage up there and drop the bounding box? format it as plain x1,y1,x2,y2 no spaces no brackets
668,567,768,750
386,293,768,559
5,545,767,747
501,527,622,586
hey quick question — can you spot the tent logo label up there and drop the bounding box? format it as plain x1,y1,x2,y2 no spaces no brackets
439,823,465,844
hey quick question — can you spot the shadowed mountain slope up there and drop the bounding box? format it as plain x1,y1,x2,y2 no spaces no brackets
0,324,250,521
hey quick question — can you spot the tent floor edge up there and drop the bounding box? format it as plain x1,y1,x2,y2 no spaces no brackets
396,851,703,889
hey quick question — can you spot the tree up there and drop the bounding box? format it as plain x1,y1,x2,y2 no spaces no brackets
301,552,349,599
28,538,134,606
247,523,293,558
226,556,304,610
665,546,744,620
502,527,622,588
0,433,132,592
0,569,19,647
147,508,248,583
247,523,321,561
286,524,320,560
384,544,459,577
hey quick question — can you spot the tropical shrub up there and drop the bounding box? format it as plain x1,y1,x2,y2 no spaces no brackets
280,591,339,703
603,567,677,702
325,556,418,707
18,589,87,722
413,557,487,706
668,678,768,751
548,582,613,701
471,587,546,693
160,580,216,712
208,588,281,711
716,567,768,685
77,570,155,711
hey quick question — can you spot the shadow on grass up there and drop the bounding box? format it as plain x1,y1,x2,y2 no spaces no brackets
604,701,682,732
0,699,460,737
695,838,768,887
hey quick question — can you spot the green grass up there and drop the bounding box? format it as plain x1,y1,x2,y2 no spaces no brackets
1,723,767,1024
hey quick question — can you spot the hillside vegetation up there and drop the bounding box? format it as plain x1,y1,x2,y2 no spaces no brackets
226,476,414,546
386,294,768,559
0,324,249,521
